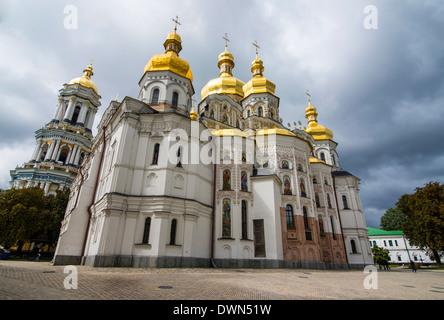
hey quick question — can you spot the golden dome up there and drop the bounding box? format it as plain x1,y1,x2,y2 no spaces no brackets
304,101,333,140
190,104,198,121
201,47,244,100
256,127,296,137
143,31,193,82
243,51,276,98
68,64,99,94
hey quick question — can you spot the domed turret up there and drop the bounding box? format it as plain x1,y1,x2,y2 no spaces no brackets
68,63,99,94
143,29,193,82
304,91,333,141
242,49,276,98
201,34,244,101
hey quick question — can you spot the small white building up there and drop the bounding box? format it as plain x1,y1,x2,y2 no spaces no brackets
367,227,440,264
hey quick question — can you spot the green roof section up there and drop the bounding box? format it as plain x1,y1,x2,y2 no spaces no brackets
367,227,404,236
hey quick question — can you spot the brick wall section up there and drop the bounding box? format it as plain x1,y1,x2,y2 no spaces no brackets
280,207,347,264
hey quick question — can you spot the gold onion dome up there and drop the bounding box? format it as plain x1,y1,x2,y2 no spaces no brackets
201,44,245,101
304,99,333,140
143,31,193,82
242,53,276,97
68,64,99,94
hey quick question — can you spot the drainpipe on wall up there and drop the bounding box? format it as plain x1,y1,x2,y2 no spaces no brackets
81,126,107,263
210,162,217,268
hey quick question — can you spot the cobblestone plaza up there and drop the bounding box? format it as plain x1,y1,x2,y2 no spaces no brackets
1,261,443,300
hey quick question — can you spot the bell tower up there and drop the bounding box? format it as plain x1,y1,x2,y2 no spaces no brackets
9,63,101,195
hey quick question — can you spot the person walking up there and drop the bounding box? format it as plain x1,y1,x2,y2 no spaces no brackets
410,260,417,273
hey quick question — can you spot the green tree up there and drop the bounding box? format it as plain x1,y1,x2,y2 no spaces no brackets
371,245,391,263
396,181,444,264
0,187,69,250
380,207,407,231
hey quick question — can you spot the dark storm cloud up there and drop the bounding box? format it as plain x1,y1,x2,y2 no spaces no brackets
1,0,443,229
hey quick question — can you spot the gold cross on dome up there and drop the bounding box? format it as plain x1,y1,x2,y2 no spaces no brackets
172,15,181,32
89,58,94,66
223,33,230,49
252,40,260,55
306,89,311,102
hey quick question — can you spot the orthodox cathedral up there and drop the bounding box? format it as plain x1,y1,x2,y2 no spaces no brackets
14,22,373,269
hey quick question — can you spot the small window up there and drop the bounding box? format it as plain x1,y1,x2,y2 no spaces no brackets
176,147,182,167
247,109,251,117
142,217,151,244
152,89,160,105
303,206,310,230
169,219,177,245
320,152,326,162
241,200,248,239
389,240,393,246
351,239,357,253
257,107,263,117
172,92,179,108
342,195,349,209
286,204,294,228
152,143,160,165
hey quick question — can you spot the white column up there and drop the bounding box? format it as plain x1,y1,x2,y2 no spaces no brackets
30,139,41,161
69,145,79,164
50,140,61,161
74,147,82,166
85,110,95,131
64,98,76,122
45,141,57,161
77,103,88,126
44,182,51,195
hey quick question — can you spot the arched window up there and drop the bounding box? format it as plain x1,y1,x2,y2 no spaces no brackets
170,219,177,245
151,88,160,105
222,198,231,238
342,195,349,209
257,107,263,117
330,215,336,239
315,193,321,208
351,239,357,253
71,106,81,125
223,169,231,190
241,200,248,239
40,144,49,162
320,152,326,162
176,147,182,167
303,207,310,230
58,146,70,165
247,109,251,117
152,143,160,165
300,178,307,197
241,171,248,192
142,217,151,244
286,204,294,228
172,92,179,108
283,176,292,195
210,109,215,119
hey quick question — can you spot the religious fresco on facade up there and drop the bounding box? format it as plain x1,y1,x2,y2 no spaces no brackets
222,198,231,238
300,178,307,197
241,171,248,191
223,169,231,190
283,175,292,195
282,160,289,169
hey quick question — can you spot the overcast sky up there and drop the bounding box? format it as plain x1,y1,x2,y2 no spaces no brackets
1,0,443,228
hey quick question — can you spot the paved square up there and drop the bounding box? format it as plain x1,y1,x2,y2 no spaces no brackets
0,261,443,300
